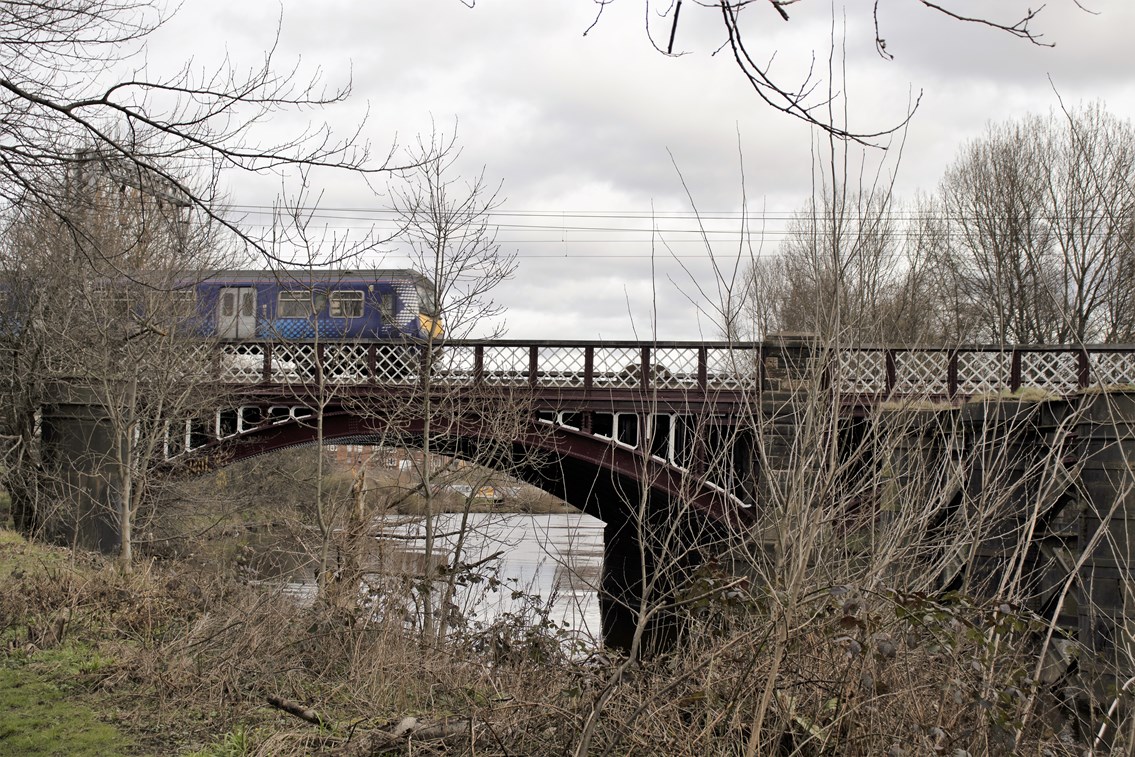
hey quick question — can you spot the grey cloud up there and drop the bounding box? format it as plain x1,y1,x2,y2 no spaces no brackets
154,0,1135,339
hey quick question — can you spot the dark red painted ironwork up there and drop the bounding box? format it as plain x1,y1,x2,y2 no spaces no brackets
885,349,897,395
197,406,745,524
207,338,1135,400
177,338,1135,525
948,350,959,399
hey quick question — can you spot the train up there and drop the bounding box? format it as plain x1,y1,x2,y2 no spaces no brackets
187,269,441,340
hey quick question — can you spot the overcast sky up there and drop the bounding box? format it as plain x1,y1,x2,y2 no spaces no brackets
151,1,1135,341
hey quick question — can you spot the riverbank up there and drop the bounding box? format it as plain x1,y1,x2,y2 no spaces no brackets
0,524,598,755
393,495,580,516
0,512,1089,755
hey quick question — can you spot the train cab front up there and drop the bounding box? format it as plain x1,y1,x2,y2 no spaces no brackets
415,280,443,339
418,312,444,339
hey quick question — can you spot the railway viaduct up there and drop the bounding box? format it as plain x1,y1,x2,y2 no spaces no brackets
37,336,1135,655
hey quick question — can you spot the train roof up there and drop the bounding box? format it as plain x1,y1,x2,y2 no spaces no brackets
194,269,432,286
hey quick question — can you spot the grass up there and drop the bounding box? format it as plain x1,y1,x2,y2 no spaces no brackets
0,529,135,756
1078,382,1135,394
0,528,72,583
183,726,253,757
967,386,1061,403
876,398,954,412
0,485,1090,757
0,649,131,756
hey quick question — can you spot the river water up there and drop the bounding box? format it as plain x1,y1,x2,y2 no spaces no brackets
383,512,606,639
283,512,606,640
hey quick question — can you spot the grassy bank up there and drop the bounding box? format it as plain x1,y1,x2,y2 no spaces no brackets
0,525,590,755
0,514,1091,755
0,533,134,755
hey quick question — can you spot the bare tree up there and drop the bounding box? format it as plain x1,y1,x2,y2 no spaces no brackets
0,0,415,263
0,156,236,564
0,0,416,541
744,191,943,343
572,0,1076,142
372,134,521,643
933,105,1135,344
247,170,400,589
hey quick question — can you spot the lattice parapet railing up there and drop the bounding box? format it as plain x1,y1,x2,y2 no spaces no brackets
271,344,318,384
323,345,370,385
432,345,476,387
170,343,222,382
536,346,586,387
957,351,1010,396
1020,351,1079,394
219,344,267,383
593,346,643,388
1089,352,1135,387
481,345,531,386
652,347,701,389
835,350,886,393
373,345,420,385
894,351,949,396
200,341,1135,394
705,348,758,390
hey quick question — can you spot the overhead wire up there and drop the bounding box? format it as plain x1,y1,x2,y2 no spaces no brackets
74,198,1123,260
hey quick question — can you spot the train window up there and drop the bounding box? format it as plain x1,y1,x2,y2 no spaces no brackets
220,291,235,318
278,291,325,317
378,293,396,324
416,283,438,316
140,289,196,325
329,291,363,318
169,289,196,316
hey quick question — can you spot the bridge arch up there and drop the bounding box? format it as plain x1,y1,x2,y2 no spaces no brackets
184,407,746,650
196,409,744,521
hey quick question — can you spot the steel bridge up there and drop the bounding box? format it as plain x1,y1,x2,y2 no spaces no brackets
47,336,1135,531
39,337,1135,651
140,335,1135,531
170,338,1135,469
201,339,1135,396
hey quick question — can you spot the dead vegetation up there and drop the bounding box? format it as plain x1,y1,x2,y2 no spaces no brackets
0,487,1094,756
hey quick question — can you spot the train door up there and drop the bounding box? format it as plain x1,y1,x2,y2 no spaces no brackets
217,286,257,339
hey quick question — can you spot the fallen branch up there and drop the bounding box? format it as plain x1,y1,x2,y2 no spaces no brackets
439,551,505,576
267,694,331,728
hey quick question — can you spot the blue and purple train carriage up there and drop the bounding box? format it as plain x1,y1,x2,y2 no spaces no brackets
191,269,440,341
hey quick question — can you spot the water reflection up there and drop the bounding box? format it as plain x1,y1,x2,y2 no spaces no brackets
280,513,606,640
378,512,606,639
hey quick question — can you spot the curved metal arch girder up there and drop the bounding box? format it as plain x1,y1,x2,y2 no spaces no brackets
187,410,748,526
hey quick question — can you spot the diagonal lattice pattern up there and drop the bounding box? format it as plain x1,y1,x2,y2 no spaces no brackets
323,345,370,385
1089,352,1135,387
482,345,530,386
1020,351,1079,393
219,344,266,383
373,345,420,385
434,345,476,387
271,344,317,384
836,350,885,393
537,346,586,388
172,343,219,382
196,341,1135,395
705,348,758,390
958,351,1009,396
653,347,701,389
895,351,949,396
594,347,642,388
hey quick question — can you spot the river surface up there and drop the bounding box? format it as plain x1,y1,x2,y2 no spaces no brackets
389,512,606,638
283,512,606,640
